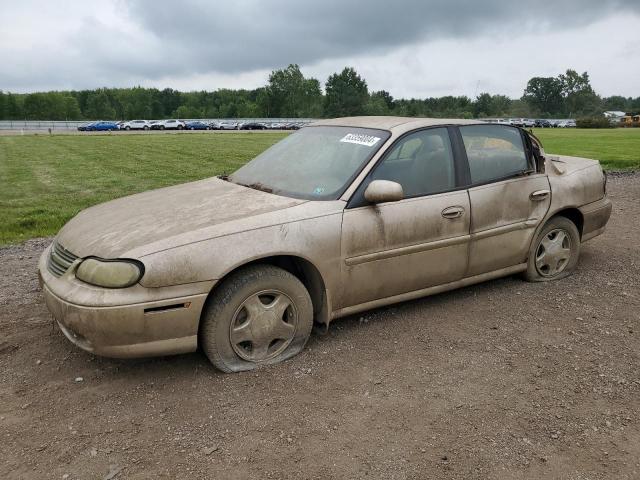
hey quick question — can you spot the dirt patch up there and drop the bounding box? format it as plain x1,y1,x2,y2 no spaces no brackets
1,174,639,479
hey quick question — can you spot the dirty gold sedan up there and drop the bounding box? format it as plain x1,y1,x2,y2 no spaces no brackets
39,117,612,372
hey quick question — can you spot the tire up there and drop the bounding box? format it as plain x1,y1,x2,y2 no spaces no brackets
143,126,149,131
160,125,165,130
524,216,580,282
178,125,184,130
200,265,313,373
125,126,130,131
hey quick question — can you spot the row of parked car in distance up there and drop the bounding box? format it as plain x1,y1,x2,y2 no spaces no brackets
77,120,307,132
485,118,576,128
78,118,577,132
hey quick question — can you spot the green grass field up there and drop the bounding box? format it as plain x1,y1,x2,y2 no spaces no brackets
0,128,638,245
533,128,640,170
0,132,287,245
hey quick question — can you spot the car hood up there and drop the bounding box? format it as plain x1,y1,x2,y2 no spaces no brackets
56,177,306,259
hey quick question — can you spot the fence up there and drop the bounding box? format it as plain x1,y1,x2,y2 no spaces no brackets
0,119,316,131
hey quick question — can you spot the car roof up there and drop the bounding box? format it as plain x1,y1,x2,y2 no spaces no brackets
310,116,484,133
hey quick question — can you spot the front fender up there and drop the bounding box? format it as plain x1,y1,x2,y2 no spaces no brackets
138,214,344,295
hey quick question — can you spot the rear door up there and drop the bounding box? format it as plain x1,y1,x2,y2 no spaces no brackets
457,125,551,276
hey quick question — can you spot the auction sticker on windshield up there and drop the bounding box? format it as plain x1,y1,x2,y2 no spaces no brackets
340,133,381,147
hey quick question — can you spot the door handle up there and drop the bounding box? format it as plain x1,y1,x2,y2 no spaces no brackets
441,206,465,219
530,190,550,201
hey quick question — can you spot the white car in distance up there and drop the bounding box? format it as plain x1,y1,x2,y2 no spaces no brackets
485,119,511,125
121,120,151,131
152,119,186,130
218,121,239,130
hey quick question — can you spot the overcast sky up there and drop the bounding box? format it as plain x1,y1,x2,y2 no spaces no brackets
1,0,639,99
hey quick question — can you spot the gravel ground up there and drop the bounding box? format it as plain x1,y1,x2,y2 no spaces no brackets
1,173,639,480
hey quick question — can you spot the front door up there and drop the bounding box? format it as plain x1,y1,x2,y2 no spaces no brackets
338,127,470,309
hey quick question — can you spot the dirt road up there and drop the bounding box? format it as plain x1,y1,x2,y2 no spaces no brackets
1,173,639,480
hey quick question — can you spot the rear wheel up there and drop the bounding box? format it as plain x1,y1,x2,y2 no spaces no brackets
125,126,131,131
200,265,313,373
524,217,580,282
143,125,149,131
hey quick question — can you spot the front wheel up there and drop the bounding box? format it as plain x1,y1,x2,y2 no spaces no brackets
524,217,580,282
143,125,149,131
200,265,313,373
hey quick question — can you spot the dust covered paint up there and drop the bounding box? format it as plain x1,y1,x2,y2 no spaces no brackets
39,116,612,370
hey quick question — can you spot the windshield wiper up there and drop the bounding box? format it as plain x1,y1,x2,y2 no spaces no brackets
220,174,274,194
236,181,274,194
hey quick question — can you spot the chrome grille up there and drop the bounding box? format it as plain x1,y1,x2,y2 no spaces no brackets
47,240,79,277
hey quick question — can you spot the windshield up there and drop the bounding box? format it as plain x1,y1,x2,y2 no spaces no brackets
229,126,390,200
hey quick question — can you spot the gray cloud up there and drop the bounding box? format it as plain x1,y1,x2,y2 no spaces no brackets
123,0,640,73
0,0,639,95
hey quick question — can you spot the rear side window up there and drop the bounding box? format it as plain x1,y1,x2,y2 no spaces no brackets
459,125,529,184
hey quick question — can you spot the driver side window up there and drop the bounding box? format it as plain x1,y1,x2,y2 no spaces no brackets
371,128,456,198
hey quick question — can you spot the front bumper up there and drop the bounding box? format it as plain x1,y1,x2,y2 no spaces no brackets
579,196,612,242
39,245,214,358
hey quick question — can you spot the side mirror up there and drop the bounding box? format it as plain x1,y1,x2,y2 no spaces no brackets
364,180,404,204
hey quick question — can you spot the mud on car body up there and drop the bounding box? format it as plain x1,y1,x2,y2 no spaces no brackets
40,116,612,372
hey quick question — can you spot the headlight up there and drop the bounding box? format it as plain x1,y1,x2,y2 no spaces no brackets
76,258,144,288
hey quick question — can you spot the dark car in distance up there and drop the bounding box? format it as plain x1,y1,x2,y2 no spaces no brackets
86,121,119,132
185,121,210,130
535,119,553,128
77,122,95,131
240,122,268,130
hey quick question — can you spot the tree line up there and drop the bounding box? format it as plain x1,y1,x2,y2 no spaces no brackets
1,65,638,121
